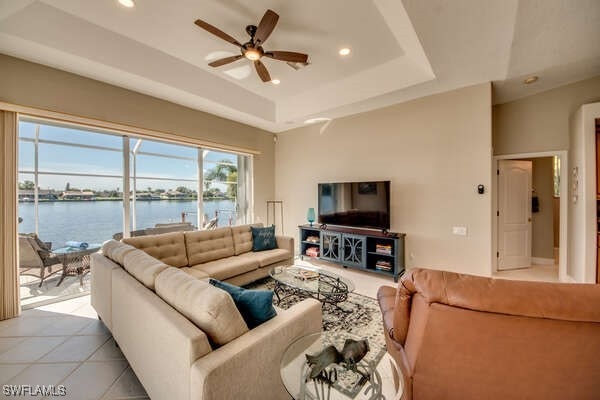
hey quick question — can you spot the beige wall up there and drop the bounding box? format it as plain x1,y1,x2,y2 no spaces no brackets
493,75,600,155
520,157,555,259
0,54,275,223
275,83,493,276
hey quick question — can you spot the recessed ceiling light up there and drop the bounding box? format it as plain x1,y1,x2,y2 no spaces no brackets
118,0,135,8
339,48,351,56
523,76,538,84
304,117,331,124
271,79,281,85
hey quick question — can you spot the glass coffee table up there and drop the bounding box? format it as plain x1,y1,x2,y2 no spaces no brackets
280,332,403,400
270,265,355,312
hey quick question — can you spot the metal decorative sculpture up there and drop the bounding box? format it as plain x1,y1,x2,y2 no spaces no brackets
305,345,342,381
305,339,370,382
340,338,370,372
302,338,385,400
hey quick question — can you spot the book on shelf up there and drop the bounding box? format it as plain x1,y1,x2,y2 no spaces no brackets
288,267,319,280
305,236,320,243
305,247,320,258
375,260,392,271
375,250,392,255
375,244,393,255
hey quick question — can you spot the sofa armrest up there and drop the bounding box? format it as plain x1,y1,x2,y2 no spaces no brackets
276,235,294,253
90,253,121,331
377,285,397,340
190,298,322,400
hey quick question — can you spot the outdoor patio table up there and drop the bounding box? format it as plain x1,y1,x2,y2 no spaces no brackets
53,243,101,287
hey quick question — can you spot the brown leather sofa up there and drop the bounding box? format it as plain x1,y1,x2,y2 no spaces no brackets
377,268,600,400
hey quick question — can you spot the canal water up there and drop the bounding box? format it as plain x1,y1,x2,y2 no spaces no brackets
18,199,235,248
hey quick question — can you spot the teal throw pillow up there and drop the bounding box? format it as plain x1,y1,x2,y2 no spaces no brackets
209,279,277,328
251,225,277,252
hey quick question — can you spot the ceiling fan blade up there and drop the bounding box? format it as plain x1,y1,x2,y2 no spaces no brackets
208,55,243,67
254,9,279,45
194,19,242,47
254,60,271,82
264,51,308,63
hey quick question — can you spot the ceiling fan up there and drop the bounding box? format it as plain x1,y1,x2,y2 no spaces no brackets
194,9,309,83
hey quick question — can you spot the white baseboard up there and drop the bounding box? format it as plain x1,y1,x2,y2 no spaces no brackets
531,257,555,266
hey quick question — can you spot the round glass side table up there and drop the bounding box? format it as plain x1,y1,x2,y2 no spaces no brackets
280,332,403,400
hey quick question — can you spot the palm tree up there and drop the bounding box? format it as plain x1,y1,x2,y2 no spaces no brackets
204,160,238,199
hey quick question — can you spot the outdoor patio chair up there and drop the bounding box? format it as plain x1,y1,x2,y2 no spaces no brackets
112,229,147,241
145,222,195,235
18,233,62,287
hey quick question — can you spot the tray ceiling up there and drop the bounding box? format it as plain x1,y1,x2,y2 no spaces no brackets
0,0,598,132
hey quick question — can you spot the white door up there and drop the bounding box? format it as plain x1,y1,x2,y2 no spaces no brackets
498,160,532,270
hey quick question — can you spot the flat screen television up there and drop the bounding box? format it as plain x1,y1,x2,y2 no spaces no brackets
318,181,390,230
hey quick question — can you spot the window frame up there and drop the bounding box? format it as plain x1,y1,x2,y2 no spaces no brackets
17,117,254,239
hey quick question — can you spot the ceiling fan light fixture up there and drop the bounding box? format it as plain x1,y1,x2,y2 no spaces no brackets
117,0,135,8
245,48,261,61
195,10,308,83
339,48,351,56
271,79,281,85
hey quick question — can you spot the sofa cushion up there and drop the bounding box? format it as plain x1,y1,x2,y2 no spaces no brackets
155,267,248,346
102,240,137,266
231,224,262,255
250,248,291,267
190,253,260,281
251,225,277,251
180,267,210,280
209,279,277,328
101,239,120,260
185,227,234,265
123,249,169,290
123,232,188,268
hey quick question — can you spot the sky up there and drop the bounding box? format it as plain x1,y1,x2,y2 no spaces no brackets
18,120,239,192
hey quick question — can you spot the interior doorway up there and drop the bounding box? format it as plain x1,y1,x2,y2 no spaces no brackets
493,151,567,282
497,159,533,271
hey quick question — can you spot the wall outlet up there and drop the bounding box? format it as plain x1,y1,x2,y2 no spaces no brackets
452,226,468,236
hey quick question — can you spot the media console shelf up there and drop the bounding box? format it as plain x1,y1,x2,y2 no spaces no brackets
298,225,406,282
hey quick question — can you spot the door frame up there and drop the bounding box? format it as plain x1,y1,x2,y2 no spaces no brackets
492,151,568,281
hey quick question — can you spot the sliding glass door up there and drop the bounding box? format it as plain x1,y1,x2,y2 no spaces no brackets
17,116,253,307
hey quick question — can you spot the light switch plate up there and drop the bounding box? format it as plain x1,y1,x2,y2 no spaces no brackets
452,226,468,236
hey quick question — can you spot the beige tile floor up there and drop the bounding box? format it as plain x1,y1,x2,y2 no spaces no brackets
493,264,559,283
0,296,148,400
20,272,91,309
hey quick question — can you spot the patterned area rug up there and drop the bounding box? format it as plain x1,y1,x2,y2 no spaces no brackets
245,277,386,398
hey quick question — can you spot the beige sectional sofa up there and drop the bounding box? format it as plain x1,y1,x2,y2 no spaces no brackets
91,224,322,400
121,224,294,285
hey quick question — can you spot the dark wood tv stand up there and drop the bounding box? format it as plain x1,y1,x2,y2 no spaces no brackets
298,224,405,282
